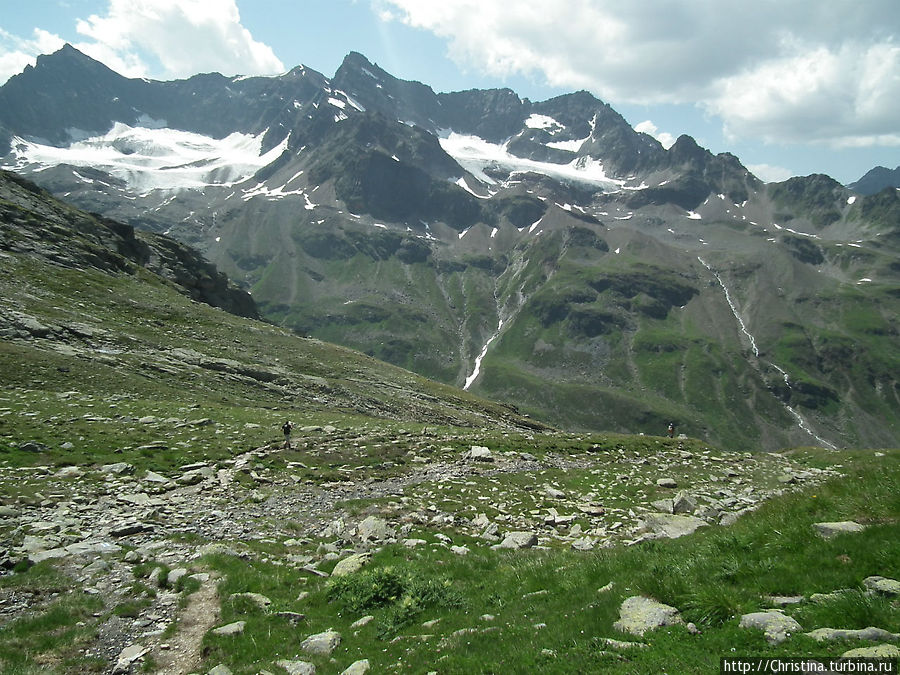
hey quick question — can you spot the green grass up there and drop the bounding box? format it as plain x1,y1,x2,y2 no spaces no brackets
190,447,898,674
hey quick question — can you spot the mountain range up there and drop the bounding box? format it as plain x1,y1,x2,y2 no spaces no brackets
1,44,898,452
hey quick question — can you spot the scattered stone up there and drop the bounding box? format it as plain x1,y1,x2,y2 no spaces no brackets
805,627,899,643
351,615,374,628
208,666,233,675
545,486,566,499
300,629,342,656
738,611,802,645
450,545,469,556
603,638,649,650
211,621,246,637
863,576,900,597
813,521,866,539
613,596,684,636
656,478,678,489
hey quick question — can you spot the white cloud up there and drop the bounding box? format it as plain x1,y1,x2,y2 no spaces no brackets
377,0,900,149
0,28,65,84
72,0,285,80
747,163,796,183
634,120,675,149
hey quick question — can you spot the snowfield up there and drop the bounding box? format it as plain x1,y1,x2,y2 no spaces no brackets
3,124,288,193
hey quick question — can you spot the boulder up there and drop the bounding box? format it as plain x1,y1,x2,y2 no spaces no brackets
496,531,538,549
341,660,370,675
639,513,706,539
211,621,246,637
357,516,394,542
863,576,900,597
842,645,900,658
738,611,802,645
613,596,684,636
805,627,899,643
331,553,370,577
464,446,494,462
300,630,342,656
276,660,317,675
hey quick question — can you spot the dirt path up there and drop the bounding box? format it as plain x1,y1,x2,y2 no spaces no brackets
145,573,220,675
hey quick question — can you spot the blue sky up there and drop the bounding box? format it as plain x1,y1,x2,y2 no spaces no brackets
1,0,898,184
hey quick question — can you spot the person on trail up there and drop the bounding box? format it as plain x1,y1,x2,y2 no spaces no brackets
667,421,675,438
282,420,294,449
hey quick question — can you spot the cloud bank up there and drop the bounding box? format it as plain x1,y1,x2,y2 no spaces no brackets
377,0,900,148
0,0,284,84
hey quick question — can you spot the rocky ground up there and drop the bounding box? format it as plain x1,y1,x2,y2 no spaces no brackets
0,426,853,674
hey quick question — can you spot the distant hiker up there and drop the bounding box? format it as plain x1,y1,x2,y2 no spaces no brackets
667,422,675,438
282,420,294,449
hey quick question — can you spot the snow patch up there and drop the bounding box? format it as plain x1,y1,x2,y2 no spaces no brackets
437,131,624,190
847,195,857,205
525,114,561,130
686,211,702,220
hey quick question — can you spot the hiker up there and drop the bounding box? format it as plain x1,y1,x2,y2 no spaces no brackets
667,421,675,438
282,420,294,449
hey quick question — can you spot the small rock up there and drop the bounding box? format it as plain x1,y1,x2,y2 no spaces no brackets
212,621,246,637
805,627,899,643
656,478,678,489
813,521,866,539
208,666,233,675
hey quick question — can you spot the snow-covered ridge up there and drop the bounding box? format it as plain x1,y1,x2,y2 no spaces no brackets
438,131,623,189
3,124,288,194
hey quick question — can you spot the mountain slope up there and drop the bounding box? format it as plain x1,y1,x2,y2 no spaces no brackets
1,46,898,451
0,169,540,434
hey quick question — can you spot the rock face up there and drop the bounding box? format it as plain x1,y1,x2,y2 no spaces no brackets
613,596,684,636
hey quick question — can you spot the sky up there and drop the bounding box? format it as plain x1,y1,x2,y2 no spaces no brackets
0,0,898,185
